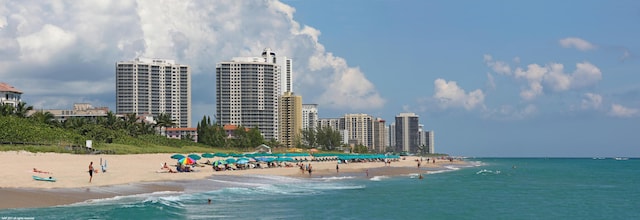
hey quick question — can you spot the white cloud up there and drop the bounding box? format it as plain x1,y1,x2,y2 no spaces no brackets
559,37,596,51
433,78,485,110
581,93,602,110
16,24,77,63
0,0,385,119
511,62,602,101
483,54,512,75
608,104,638,118
514,64,546,100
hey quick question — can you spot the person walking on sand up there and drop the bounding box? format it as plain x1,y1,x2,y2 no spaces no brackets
89,161,94,183
336,164,339,173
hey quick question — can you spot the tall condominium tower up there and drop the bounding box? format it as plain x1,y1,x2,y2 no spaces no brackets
372,118,387,153
301,104,318,132
116,58,191,127
388,123,396,149
278,57,293,94
343,113,374,149
279,92,302,148
426,130,435,154
216,48,284,140
395,112,419,153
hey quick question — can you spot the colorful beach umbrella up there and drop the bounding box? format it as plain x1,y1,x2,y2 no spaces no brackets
213,160,227,166
179,157,196,165
171,154,185,159
188,154,201,160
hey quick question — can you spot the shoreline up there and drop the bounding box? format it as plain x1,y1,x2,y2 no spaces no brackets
0,151,466,209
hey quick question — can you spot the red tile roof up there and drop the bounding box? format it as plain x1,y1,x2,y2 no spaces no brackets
0,82,22,94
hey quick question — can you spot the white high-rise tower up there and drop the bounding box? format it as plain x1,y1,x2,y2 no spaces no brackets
115,58,191,127
216,48,291,140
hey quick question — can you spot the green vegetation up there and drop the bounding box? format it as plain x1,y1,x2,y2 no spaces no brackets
0,102,218,154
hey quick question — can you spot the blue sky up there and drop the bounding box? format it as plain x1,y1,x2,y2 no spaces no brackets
1,1,638,157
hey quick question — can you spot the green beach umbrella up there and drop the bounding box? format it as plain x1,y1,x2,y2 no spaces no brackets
188,154,201,160
202,153,215,158
214,153,228,157
171,154,185,159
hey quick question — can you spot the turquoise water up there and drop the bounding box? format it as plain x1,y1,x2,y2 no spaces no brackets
1,158,639,219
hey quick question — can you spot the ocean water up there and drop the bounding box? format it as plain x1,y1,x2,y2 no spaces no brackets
1,158,639,219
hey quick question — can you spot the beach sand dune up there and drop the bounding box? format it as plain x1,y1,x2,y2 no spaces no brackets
0,151,463,209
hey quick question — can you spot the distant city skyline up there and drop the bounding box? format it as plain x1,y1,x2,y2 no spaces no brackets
1,1,638,157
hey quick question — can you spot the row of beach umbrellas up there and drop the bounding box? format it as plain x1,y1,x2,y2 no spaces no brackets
170,152,398,166
170,153,295,165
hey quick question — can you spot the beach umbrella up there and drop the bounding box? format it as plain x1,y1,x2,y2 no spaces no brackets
225,158,237,164
202,153,215,158
213,153,228,157
179,157,196,165
213,160,228,166
237,159,250,164
188,154,201,160
171,154,185,159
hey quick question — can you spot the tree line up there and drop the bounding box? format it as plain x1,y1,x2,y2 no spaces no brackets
3,102,350,151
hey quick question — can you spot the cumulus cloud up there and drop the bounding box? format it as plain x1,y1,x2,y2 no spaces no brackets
511,61,602,101
433,78,485,110
581,93,602,110
559,37,596,51
608,104,638,118
483,54,512,75
0,0,384,115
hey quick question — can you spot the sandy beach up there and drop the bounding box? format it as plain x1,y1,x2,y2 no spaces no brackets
0,151,464,209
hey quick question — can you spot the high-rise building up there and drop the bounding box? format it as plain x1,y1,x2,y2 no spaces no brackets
372,118,387,153
301,104,318,132
343,113,374,149
278,57,293,94
395,112,419,153
216,48,283,140
388,123,396,149
426,130,435,154
317,118,342,132
0,82,22,107
115,58,191,127
279,92,302,148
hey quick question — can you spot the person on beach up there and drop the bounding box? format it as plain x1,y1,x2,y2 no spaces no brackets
308,163,312,176
89,161,94,183
336,164,339,173
33,168,51,174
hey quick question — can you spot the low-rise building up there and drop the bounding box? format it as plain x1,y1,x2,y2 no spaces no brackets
165,127,198,142
0,82,23,107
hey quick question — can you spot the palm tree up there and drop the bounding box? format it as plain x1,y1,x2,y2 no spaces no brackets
154,113,175,136
30,111,57,126
14,102,33,118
